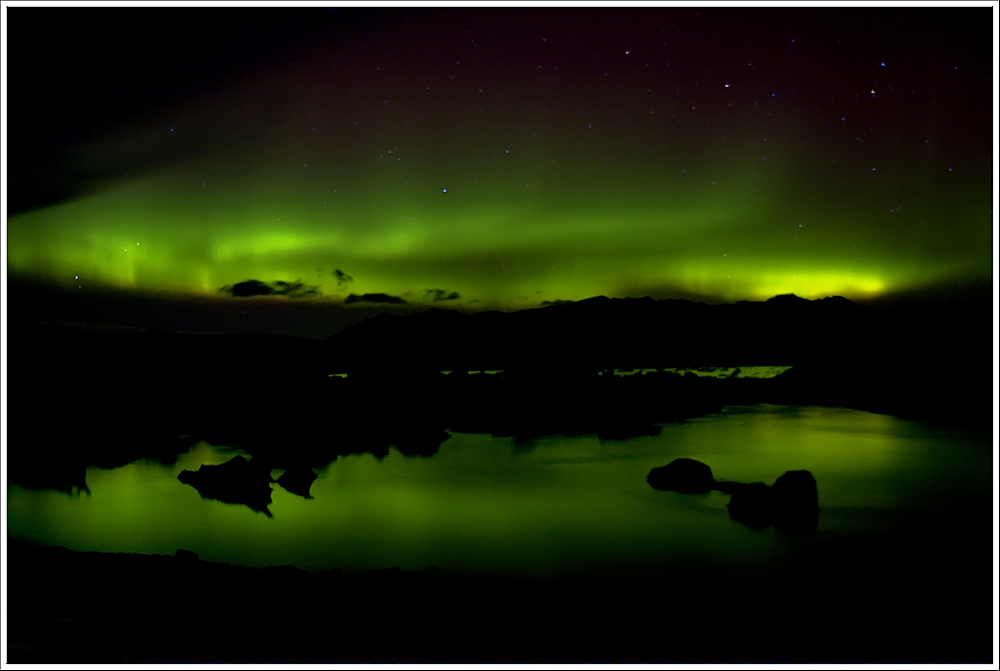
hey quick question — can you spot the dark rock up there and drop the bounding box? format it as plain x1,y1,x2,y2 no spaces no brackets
646,458,715,494
772,470,818,507
276,466,318,498
391,425,451,457
175,548,198,562
8,458,90,495
712,480,743,495
725,471,820,533
177,455,274,516
726,482,774,529
772,470,819,533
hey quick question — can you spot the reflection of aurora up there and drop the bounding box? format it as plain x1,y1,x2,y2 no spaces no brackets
7,158,985,309
5,406,992,575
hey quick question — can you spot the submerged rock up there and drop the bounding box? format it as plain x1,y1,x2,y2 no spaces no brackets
177,455,274,516
646,458,715,494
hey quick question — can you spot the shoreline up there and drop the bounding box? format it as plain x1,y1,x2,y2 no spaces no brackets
6,521,992,664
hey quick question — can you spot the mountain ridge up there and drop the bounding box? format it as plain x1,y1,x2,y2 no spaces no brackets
322,292,878,372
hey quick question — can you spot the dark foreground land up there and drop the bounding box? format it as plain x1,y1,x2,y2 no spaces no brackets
6,293,994,663
6,293,992,494
7,506,992,665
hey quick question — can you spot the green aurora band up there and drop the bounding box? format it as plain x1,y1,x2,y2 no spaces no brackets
7,9,992,311
8,150,989,308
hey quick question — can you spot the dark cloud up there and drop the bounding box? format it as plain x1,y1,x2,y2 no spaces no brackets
344,293,407,305
220,280,321,299
223,280,273,297
425,289,461,302
541,299,574,306
333,269,354,287
271,281,321,298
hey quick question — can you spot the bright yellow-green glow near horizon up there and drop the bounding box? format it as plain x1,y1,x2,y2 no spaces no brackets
7,154,987,310
7,9,992,312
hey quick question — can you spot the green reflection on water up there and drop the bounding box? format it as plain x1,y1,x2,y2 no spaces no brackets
7,405,990,576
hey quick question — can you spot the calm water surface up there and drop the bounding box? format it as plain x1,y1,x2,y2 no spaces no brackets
7,404,991,576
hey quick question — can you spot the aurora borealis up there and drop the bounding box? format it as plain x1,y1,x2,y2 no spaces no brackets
5,7,994,334
4,9,996,663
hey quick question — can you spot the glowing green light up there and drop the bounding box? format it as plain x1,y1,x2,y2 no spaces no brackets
7,142,990,308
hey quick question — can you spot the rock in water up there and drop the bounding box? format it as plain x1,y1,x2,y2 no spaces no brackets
177,455,274,516
772,469,818,507
772,470,819,533
646,458,715,494
391,425,451,457
725,471,819,533
726,482,774,530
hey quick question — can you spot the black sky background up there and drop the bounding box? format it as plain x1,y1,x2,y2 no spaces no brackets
8,7,408,215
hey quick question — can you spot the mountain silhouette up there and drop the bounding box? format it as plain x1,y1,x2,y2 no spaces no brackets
6,293,988,493
319,293,987,428
322,294,887,372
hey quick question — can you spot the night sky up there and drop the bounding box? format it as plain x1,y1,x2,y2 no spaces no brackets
5,7,995,336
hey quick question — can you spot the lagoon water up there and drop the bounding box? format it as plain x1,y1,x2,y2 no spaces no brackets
7,404,991,577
